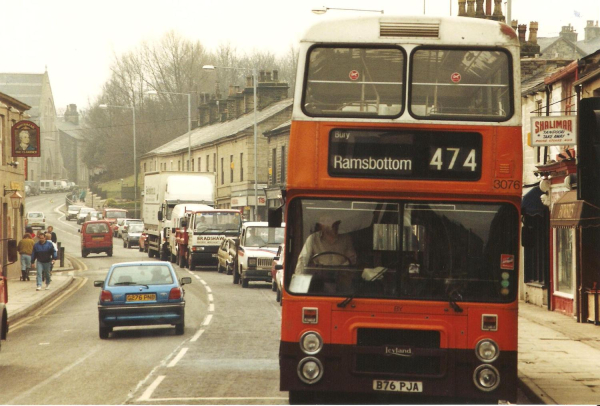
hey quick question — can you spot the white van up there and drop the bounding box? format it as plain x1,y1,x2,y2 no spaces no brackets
40,180,54,193
54,180,68,191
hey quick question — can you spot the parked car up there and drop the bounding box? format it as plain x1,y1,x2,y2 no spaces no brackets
139,232,148,253
122,222,144,248
84,210,104,222
271,244,285,304
66,205,82,221
94,261,191,339
77,207,94,224
117,218,142,238
80,220,113,258
235,221,285,288
216,238,237,275
25,211,46,231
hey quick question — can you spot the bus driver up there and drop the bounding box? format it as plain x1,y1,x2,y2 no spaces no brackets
295,215,357,274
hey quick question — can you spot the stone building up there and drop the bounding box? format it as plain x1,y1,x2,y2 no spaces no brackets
57,104,88,187
0,91,30,279
140,71,291,221
264,120,291,212
0,71,64,182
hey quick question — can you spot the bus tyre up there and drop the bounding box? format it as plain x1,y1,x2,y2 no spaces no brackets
147,248,153,258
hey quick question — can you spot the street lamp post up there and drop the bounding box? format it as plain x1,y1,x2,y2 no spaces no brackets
203,64,259,221
99,103,137,217
145,90,192,171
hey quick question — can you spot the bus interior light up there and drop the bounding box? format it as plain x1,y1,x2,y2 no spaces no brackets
302,307,319,324
475,339,500,362
473,364,500,392
482,314,498,331
300,331,323,354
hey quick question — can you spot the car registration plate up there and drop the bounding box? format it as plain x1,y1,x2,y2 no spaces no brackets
92,236,104,241
373,380,423,393
126,294,156,302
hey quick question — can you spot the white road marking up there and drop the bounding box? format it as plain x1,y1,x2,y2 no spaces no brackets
208,303,214,312
202,314,213,326
194,275,201,280
200,280,207,285
167,348,188,368
205,285,212,293
190,329,204,342
207,293,213,302
137,375,165,401
39,342,50,345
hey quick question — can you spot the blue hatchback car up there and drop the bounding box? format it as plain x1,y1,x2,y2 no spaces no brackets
94,261,191,339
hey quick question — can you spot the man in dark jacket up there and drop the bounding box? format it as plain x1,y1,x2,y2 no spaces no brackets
31,233,56,291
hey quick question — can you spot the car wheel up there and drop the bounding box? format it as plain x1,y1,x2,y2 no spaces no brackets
272,280,277,292
175,321,184,336
127,240,131,249
82,250,88,258
99,325,110,339
241,277,249,288
233,266,240,284
107,248,113,257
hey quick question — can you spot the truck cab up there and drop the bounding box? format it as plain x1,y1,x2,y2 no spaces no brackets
186,209,242,270
168,203,213,268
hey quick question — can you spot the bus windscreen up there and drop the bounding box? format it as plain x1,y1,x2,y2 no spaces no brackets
286,198,518,303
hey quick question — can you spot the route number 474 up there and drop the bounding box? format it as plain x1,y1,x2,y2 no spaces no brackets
429,148,477,171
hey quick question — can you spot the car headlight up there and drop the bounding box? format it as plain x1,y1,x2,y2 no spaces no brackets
473,364,500,392
248,257,257,267
297,357,323,384
300,331,323,355
475,339,499,362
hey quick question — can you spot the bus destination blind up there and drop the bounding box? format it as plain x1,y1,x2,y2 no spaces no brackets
328,129,482,181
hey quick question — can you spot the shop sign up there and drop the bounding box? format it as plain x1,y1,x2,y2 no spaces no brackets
530,116,577,146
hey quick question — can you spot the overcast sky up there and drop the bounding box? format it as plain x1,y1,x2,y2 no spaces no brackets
1,0,599,112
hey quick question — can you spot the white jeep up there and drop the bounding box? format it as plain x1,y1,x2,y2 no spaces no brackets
235,221,285,288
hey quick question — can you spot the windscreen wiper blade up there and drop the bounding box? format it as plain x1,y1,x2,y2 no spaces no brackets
448,290,463,313
337,267,388,308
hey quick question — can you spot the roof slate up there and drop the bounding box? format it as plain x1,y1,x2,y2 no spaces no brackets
0,73,44,118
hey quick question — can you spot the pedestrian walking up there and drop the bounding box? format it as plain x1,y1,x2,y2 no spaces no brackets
47,225,57,244
17,233,34,281
31,233,56,291
45,232,58,272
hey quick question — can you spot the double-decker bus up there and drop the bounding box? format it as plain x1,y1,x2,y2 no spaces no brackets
275,15,522,403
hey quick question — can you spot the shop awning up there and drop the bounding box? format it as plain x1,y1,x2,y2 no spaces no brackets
522,186,547,216
550,191,600,228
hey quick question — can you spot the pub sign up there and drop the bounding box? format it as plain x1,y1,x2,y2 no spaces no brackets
11,120,41,158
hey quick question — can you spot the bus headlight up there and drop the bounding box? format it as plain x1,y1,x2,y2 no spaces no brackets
297,357,323,384
300,331,323,355
473,364,500,392
475,339,499,362
248,257,257,267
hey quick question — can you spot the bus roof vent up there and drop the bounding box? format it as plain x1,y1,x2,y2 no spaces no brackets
380,21,440,38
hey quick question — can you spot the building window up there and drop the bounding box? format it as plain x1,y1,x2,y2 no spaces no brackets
170,161,173,170
230,155,234,183
281,146,286,184
191,159,194,171
240,153,244,181
206,155,209,172
187,160,190,171
178,161,181,171
220,157,224,185
556,228,574,295
0,115,4,166
198,158,201,172
144,163,147,172
213,153,216,172
272,148,277,184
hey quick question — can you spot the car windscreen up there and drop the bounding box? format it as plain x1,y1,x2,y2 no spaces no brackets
28,213,44,218
195,212,242,233
108,265,174,286
128,224,144,232
68,206,80,211
85,223,110,234
244,226,284,247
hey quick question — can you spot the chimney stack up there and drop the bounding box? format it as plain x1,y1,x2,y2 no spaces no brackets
528,21,539,44
518,24,527,43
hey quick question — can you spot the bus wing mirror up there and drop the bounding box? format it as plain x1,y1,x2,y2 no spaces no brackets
268,206,283,228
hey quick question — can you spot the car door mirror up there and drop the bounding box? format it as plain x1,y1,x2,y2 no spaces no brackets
180,277,192,285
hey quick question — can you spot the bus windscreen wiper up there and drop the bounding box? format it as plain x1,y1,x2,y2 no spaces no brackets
337,267,388,308
447,289,463,313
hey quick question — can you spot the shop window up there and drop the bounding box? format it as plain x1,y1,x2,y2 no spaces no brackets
556,228,574,295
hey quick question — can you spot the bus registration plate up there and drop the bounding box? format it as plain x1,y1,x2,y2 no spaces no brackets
373,380,422,393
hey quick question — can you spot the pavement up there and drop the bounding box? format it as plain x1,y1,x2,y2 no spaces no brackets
5,261,600,404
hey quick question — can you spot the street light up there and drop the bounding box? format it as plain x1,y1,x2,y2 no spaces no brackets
311,6,384,14
203,64,259,221
145,90,192,171
99,103,137,217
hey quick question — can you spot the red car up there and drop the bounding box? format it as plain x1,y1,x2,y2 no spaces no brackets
80,220,113,258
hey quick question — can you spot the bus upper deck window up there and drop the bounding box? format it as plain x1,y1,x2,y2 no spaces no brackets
303,47,405,118
409,48,512,121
